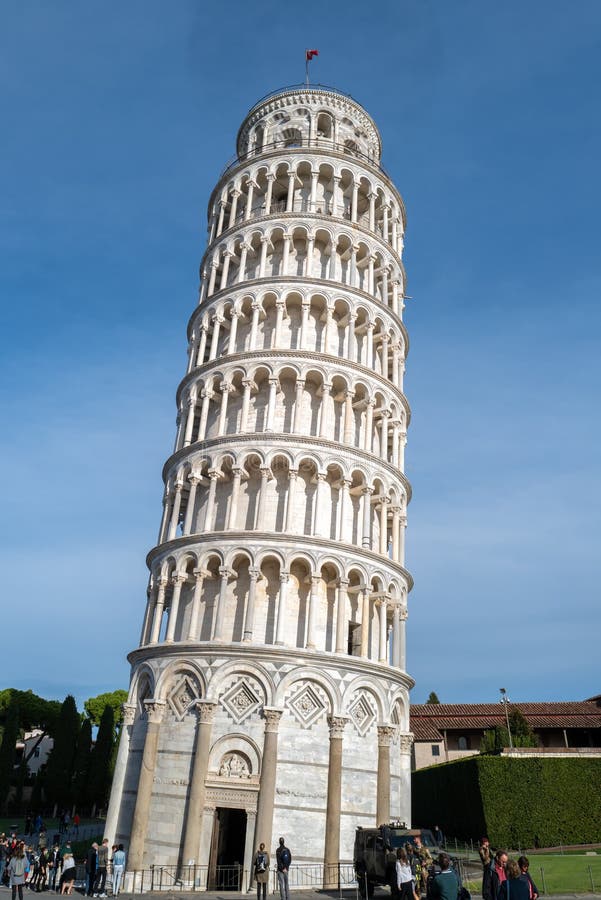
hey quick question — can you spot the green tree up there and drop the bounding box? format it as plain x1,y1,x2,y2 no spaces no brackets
84,690,128,728
0,700,20,813
87,705,115,811
72,718,92,808
509,708,538,747
44,695,80,806
0,689,60,764
480,725,509,754
426,692,441,704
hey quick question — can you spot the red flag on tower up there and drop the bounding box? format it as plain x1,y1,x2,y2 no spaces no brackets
305,49,319,85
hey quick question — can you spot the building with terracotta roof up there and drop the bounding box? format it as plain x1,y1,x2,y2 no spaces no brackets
410,699,601,769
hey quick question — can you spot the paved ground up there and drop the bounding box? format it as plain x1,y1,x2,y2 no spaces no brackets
1,890,599,900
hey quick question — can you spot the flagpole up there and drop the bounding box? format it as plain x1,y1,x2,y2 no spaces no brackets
305,49,309,86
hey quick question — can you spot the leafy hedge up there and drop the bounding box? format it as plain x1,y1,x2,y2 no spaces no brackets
412,756,601,847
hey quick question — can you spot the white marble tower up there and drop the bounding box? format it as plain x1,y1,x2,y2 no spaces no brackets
105,84,414,886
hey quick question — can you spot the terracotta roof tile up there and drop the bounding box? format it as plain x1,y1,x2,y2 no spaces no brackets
410,701,601,741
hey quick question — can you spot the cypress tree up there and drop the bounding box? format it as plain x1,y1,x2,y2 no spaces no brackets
44,695,80,807
72,718,93,810
0,700,20,813
87,705,115,810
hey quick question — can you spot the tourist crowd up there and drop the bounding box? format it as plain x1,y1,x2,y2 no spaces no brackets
0,834,126,900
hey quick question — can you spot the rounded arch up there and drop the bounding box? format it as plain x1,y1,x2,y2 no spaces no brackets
275,666,341,715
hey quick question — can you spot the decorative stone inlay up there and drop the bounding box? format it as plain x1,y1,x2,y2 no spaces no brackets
286,682,327,729
221,679,262,724
167,675,200,720
348,693,376,736
218,751,251,779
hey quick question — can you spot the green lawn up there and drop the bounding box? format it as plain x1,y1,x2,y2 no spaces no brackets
464,855,601,895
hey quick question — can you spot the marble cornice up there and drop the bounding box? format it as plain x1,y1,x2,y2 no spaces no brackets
188,277,410,352
161,431,412,502
127,638,415,693
145,529,414,592
175,347,411,421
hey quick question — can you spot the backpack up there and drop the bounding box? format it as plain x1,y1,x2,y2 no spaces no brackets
256,852,267,873
280,848,291,868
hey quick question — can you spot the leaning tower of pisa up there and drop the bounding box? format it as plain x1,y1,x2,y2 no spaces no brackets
105,85,414,886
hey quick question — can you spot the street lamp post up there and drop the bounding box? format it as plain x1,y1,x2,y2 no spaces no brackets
500,687,513,749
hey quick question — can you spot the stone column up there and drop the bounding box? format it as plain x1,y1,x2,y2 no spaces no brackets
323,716,348,887
313,473,328,537
139,587,154,646
343,391,355,444
249,301,261,350
264,174,274,215
183,397,196,447
380,410,390,461
391,506,401,562
310,170,319,211
319,384,332,439
275,572,289,645
300,301,310,348
203,471,219,533
209,315,223,358
335,579,349,653
274,300,285,347
186,569,205,641
254,708,283,852
207,259,218,296
217,382,232,436
212,566,231,641
228,189,240,227
243,566,260,641
127,699,166,871
197,390,213,441
377,599,388,664
338,479,351,543
392,604,401,668
180,701,217,868
362,487,373,549
227,311,240,352
306,574,320,649
149,578,167,644
182,476,200,536
104,703,136,848
368,192,376,231
255,467,270,530
216,201,225,237
167,483,183,540
376,725,396,825
240,379,253,431
266,378,278,431
360,588,371,658
305,234,315,277
399,607,408,671
351,181,359,222
379,497,389,556
285,469,298,531
364,400,375,453
398,732,414,826
293,379,305,432
286,170,295,211
281,234,291,275
245,181,256,220
227,467,242,529
165,573,186,643
259,236,269,277
399,514,407,567
196,326,208,366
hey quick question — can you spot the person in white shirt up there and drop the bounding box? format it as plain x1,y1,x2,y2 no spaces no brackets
396,848,418,900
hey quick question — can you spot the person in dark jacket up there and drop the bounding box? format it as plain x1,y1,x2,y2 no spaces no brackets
517,857,539,900
85,843,98,897
483,850,508,900
275,837,291,900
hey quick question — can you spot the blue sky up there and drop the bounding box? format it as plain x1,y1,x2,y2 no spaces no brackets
1,1,600,710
